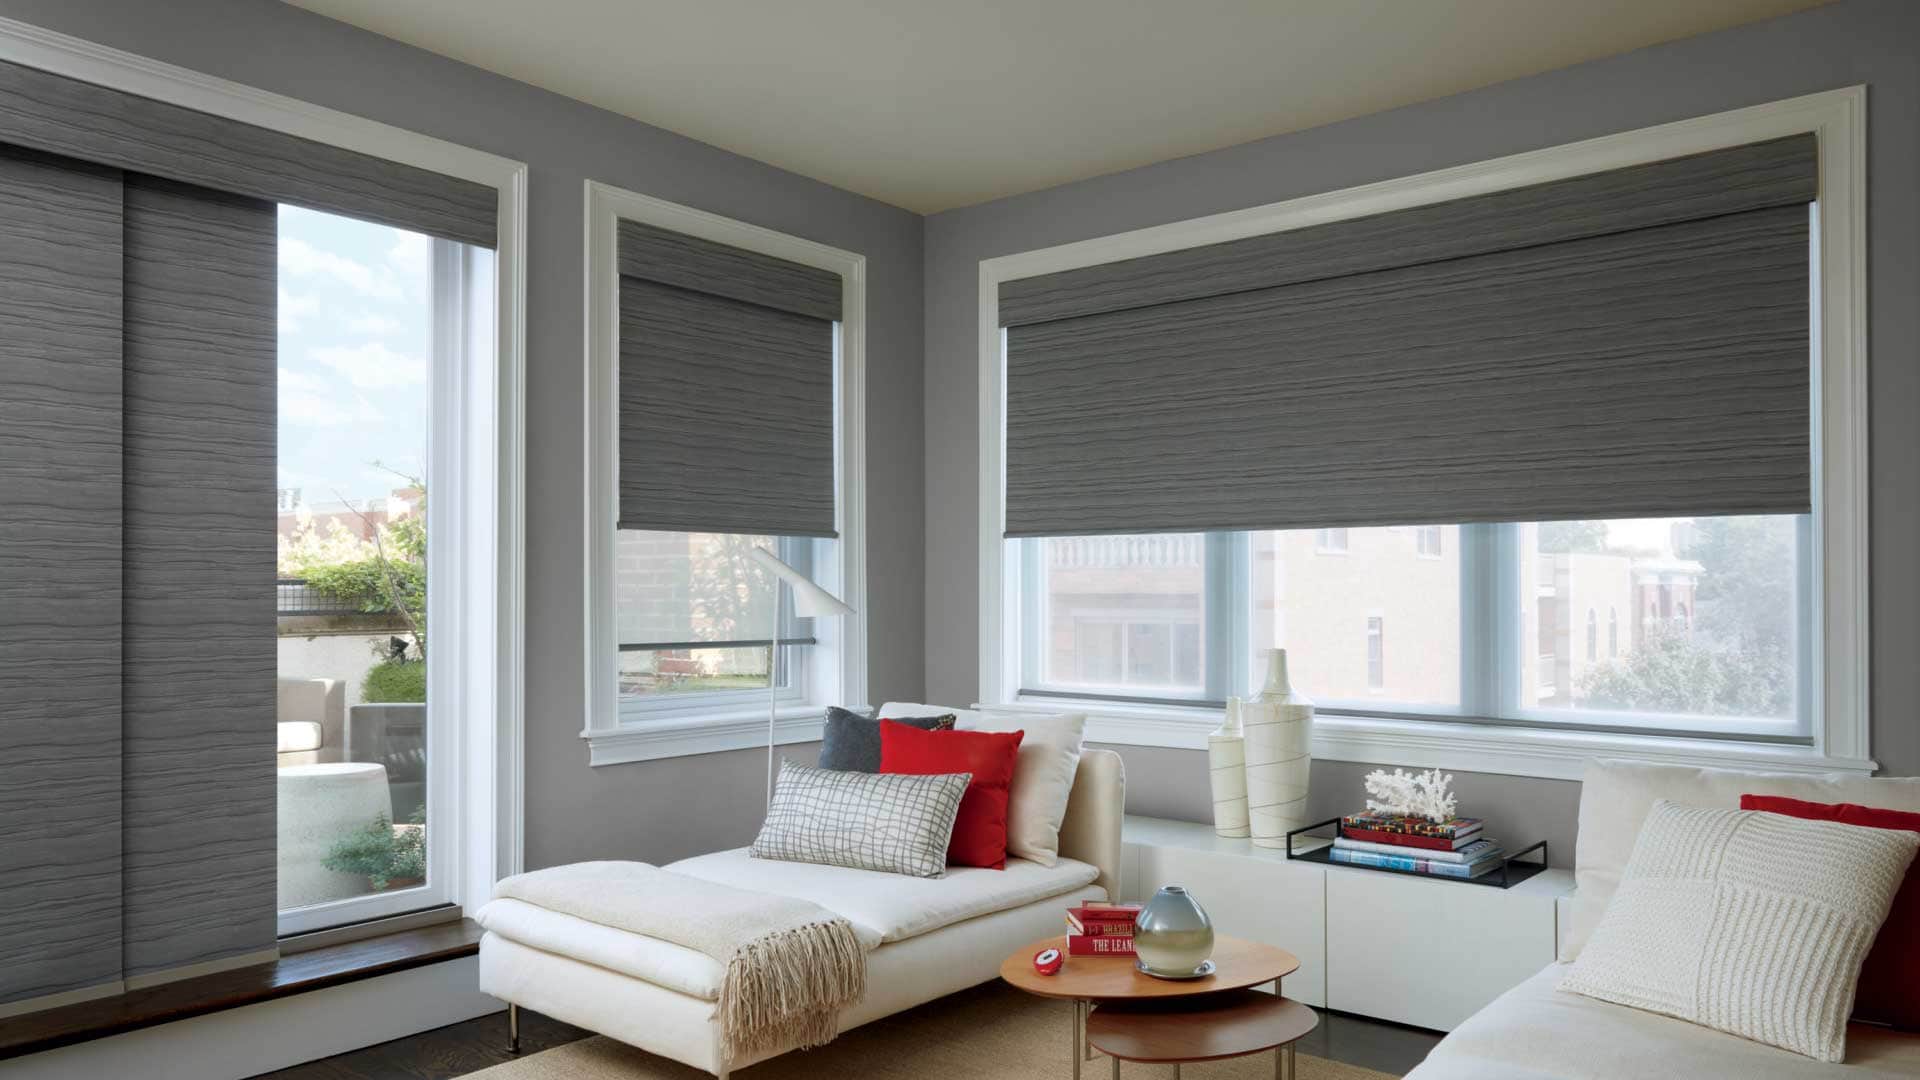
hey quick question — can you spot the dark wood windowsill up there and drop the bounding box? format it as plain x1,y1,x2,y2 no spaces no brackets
0,919,483,1061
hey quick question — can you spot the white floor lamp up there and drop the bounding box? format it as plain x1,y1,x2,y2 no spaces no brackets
747,546,854,805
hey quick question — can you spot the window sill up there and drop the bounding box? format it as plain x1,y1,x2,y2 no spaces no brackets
981,698,1876,781
582,703,857,766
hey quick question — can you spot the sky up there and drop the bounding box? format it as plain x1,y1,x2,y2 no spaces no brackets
276,205,432,507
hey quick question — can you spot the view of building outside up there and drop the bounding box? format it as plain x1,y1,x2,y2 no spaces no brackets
274,205,437,912
615,532,822,698
1035,534,1205,695
1030,515,1801,727
1253,526,1461,706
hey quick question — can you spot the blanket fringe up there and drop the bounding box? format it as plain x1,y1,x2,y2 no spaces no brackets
717,917,866,1061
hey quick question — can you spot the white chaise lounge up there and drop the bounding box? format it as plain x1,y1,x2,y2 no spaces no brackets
476,714,1124,1078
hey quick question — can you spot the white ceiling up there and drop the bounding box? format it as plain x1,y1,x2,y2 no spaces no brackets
285,0,1831,214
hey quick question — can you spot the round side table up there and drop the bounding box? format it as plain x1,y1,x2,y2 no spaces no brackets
1000,935,1301,1080
1088,991,1319,1080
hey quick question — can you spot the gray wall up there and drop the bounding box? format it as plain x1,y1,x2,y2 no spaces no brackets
0,0,928,871
923,0,1920,860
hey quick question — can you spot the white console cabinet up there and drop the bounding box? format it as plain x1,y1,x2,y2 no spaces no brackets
1122,815,1572,1031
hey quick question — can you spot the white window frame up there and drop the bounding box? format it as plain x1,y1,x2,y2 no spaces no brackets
582,183,867,766
0,16,532,937
978,87,1870,780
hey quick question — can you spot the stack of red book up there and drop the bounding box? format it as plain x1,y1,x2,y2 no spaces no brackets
1065,901,1142,956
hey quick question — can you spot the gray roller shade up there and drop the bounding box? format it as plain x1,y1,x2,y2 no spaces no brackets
0,57,494,247
0,145,125,1007
1001,139,1816,538
120,176,279,979
619,220,840,321
618,225,839,538
1001,135,1815,328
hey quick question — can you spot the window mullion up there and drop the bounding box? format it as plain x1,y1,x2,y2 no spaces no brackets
1204,532,1246,701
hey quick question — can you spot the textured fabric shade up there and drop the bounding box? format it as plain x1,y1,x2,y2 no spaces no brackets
0,150,279,1007
0,57,495,247
617,227,840,538
1000,137,1817,538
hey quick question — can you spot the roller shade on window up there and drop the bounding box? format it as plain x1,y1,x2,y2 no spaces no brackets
999,135,1817,538
0,58,494,246
617,221,840,538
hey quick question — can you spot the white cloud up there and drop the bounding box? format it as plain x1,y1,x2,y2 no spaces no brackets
345,312,403,336
278,367,385,428
387,229,431,283
280,236,401,299
279,289,321,336
310,342,427,390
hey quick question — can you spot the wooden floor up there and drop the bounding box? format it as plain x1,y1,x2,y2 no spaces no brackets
255,1005,1440,1079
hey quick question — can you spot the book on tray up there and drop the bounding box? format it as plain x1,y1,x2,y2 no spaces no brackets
1333,835,1503,864
1066,933,1136,956
1328,846,1503,879
1339,813,1483,851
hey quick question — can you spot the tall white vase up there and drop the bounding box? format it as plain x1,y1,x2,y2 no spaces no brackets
1243,648,1314,849
1207,698,1250,838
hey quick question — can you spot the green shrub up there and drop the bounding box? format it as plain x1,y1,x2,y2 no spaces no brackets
362,658,426,703
321,811,426,890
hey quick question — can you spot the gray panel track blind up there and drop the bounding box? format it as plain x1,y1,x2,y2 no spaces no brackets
1000,136,1817,538
0,144,125,1006
121,176,278,979
0,57,494,247
618,224,839,538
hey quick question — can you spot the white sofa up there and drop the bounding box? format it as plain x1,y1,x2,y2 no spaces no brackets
1408,760,1920,1079
476,715,1123,1078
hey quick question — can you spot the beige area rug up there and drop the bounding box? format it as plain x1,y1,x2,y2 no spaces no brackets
466,982,1400,1080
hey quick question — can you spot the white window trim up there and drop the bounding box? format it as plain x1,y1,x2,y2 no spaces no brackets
0,16,530,930
977,87,1871,780
582,182,868,766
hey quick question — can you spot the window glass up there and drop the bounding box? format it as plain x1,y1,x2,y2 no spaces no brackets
1251,527,1460,707
615,532,822,699
274,207,435,914
1523,516,1801,726
1034,534,1205,695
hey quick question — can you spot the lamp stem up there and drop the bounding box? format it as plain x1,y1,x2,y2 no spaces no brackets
767,576,782,807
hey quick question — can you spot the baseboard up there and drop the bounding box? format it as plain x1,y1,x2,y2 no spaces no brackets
3,956,499,1080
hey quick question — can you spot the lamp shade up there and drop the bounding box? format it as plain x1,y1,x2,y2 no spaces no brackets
747,547,854,618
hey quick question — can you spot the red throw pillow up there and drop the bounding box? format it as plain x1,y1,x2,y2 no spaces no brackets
1742,794,1920,1030
880,720,1023,869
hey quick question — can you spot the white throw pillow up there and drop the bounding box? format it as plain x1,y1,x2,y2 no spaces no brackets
1559,800,1918,1062
963,710,1086,867
1563,759,1920,961
750,761,970,879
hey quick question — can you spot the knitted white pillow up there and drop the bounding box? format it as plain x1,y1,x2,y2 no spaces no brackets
1559,800,1918,1062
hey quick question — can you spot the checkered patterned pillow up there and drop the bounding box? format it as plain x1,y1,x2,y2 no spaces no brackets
751,760,971,878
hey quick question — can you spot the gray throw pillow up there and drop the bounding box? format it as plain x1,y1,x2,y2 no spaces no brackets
818,705,955,772
751,761,971,878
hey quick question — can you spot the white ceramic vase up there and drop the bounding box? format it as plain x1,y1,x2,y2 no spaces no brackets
1243,648,1313,849
1206,698,1250,838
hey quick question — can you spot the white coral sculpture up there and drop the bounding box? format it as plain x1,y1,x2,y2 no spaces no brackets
1363,767,1458,823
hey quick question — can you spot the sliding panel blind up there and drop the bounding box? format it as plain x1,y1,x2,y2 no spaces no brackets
617,222,840,537
1000,137,1817,537
0,145,125,1007
120,177,279,979
0,58,494,247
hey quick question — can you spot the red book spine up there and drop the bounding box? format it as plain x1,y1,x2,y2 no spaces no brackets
1067,934,1136,956
1340,826,1454,851
1068,919,1134,937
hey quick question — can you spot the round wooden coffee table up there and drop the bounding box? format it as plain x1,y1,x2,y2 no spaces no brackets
1089,991,1318,1079
1000,935,1301,1080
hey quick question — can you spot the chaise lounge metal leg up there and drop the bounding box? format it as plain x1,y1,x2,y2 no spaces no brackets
507,1003,521,1054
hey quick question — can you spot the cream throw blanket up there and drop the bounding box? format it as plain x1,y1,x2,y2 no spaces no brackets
493,861,866,1059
